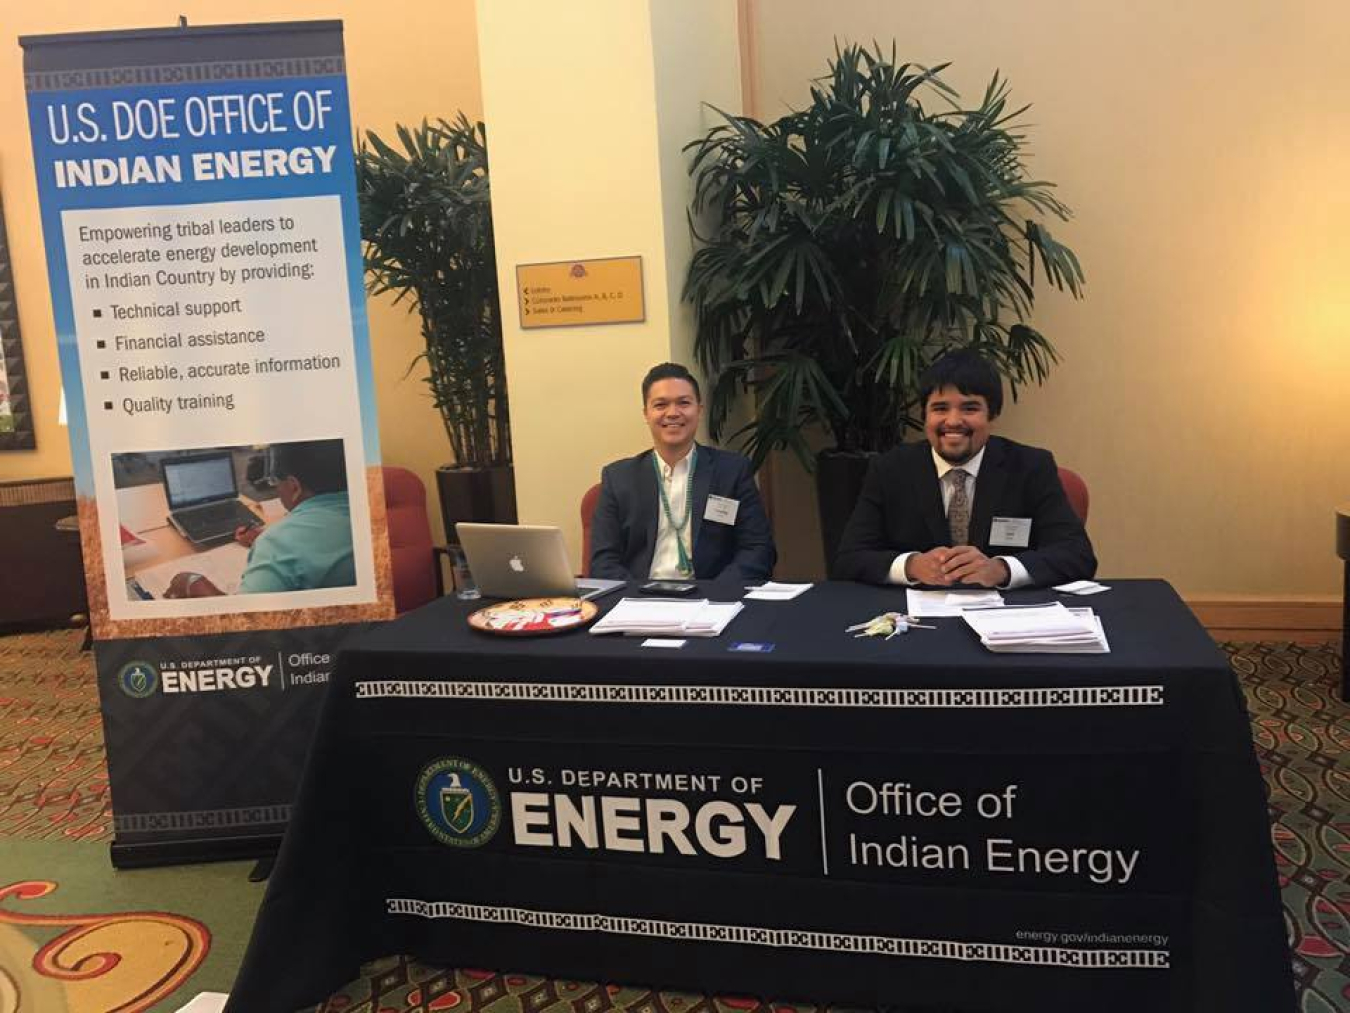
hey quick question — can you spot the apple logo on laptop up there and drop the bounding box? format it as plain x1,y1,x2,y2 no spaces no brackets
509,555,525,573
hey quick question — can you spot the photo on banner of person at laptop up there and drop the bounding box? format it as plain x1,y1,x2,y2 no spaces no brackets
112,439,357,602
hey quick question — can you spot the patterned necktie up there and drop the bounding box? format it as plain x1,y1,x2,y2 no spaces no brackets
946,468,971,546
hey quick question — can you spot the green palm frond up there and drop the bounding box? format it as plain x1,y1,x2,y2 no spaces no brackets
357,116,510,467
685,43,1084,470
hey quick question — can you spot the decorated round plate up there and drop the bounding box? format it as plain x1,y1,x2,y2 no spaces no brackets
467,597,599,636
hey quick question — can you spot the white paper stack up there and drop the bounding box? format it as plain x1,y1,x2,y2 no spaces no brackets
905,588,1004,618
745,581,813,601
590,598,745,638
960,602,1110,654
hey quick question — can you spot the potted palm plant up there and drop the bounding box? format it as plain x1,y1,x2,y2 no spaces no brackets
357,115,515,533
684,44,1084,564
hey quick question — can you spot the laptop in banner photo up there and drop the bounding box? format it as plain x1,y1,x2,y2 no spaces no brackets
161,451,263,546
455,523,623,601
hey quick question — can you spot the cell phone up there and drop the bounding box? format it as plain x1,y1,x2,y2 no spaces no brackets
640,581,698,596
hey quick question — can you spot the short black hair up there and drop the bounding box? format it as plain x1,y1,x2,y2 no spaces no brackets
641,362,701,404
918,350,1003,418
272,440,348,494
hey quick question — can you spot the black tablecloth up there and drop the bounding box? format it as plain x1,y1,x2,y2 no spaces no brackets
226,580,1292,1013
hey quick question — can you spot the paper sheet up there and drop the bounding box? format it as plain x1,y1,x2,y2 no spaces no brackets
961,602,1092,640
745,581,813,601
1054,580,1112,596
905,588,1004,617
132,541,251,599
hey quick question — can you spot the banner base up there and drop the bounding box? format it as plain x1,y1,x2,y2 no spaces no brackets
110,833,281,869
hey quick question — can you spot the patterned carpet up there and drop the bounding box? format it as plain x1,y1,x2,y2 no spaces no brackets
1226,642,1350,1012
298,962,840,1013
0,628,1346,1012
0,628,110,841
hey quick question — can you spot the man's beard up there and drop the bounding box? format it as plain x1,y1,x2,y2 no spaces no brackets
936,430,974,464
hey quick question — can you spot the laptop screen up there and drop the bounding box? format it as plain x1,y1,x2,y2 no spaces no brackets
162,453,238,510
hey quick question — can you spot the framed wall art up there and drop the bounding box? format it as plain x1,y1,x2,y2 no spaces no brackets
0,195,35,450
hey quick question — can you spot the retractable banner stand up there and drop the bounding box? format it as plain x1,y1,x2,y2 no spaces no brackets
21,21,395,865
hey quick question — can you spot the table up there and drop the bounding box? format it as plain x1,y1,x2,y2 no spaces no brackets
114,481,280,579
225,580,1292,1013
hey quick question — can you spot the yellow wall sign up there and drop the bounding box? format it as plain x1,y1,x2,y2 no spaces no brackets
516,256,645,329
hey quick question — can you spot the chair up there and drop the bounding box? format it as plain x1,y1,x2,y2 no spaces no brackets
579,482,602,576
1057,466,1090,524
382,466,444,613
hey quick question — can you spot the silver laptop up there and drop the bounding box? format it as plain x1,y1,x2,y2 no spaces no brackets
162,451,262,545
455,523,624,601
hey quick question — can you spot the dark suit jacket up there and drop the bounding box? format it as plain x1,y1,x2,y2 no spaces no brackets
832,436,1096,587
589,444,776,581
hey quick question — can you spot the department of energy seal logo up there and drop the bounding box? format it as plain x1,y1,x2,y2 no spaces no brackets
116,660,159,698
416,757,501,848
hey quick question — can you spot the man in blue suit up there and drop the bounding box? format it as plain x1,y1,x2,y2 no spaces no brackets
589,363,776,581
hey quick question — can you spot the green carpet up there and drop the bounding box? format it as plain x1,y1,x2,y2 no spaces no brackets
0,838,263,1012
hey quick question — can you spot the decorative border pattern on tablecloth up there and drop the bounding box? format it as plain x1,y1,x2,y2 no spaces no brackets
355,681,1165,709
386,898,1171,970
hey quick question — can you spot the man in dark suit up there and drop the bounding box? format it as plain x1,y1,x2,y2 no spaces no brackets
833,350,1095,588
589,363,776,581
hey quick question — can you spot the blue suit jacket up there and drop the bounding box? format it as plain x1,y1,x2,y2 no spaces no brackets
589,444,776,581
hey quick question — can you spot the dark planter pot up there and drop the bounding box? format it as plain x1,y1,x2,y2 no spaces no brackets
815,449,874,576
436,464,517,541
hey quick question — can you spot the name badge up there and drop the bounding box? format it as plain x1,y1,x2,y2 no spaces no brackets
990,516,1032,547
704,494,740,525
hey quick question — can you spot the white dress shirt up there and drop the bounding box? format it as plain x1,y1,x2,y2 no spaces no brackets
887,446,1031,588
649,447,695,579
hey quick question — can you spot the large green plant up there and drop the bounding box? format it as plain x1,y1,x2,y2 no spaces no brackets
685,44,1084,469
356,115,510,468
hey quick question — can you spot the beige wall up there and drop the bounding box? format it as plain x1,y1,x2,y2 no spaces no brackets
477,0,741,566
650,0,744,372
750,0,1350,598
0,0,482,544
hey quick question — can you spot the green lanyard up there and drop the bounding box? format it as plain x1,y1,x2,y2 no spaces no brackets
652,447,697,576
